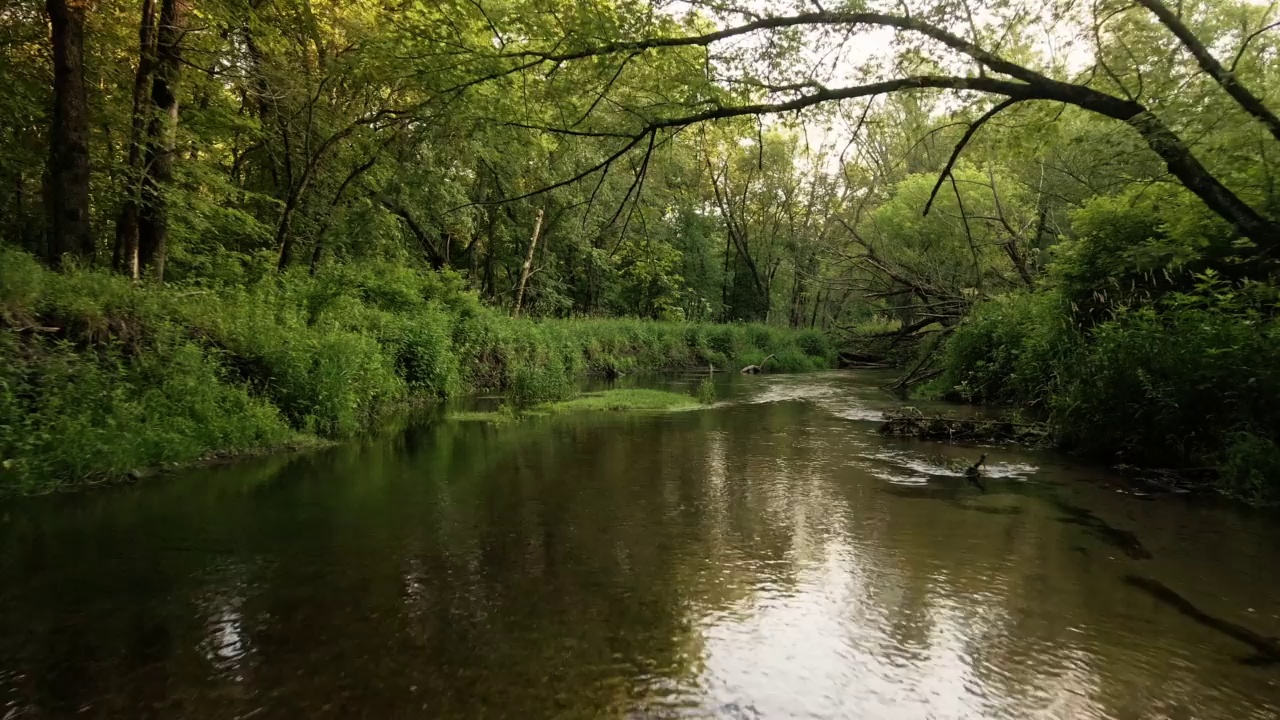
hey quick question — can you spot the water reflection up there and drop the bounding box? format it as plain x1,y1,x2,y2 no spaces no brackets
0,371,1278,719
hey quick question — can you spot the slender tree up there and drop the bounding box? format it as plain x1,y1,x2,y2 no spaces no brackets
113,0,158,278
138,0,188,281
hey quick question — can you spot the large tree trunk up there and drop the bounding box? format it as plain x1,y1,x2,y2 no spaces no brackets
138,0,188,282
46,0,93,267
114,0,158,279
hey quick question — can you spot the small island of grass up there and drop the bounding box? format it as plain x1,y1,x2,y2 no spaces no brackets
453,389,701,423
543,389,701,413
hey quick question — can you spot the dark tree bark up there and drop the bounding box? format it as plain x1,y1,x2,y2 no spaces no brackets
114,0,158,279
138,0,189,282
46,0,94,267
380,197,447,270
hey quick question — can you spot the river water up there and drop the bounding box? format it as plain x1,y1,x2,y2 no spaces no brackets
2,371,1278,719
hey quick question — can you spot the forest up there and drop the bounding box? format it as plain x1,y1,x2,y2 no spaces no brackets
1,0,1278,498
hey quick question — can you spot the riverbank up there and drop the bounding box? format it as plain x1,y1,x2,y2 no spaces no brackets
0,250,834,495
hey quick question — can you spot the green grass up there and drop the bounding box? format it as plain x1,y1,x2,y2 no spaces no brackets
452,389,700,423
0,249,834,494
449,409,518,424
541,389,700,413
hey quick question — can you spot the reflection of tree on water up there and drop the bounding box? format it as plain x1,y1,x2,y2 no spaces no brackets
1,373,1279,718
1124,575,1280,666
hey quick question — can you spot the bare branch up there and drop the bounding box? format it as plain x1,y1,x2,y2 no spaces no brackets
924,97,1021,216
1133,0,1280,144
1231,16,1280,71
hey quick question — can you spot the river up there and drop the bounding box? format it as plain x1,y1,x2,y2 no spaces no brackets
2,371,1278,719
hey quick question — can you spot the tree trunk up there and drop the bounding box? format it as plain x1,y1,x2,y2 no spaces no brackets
809,288,823,329
114,0,158,279
1121,109,1280,250
381,197,447,270
484,209,496,300
511,208,544,319
273,189,302,271
46,0,93,267
138,0,188,282
308,152,380,275
719,228,732,321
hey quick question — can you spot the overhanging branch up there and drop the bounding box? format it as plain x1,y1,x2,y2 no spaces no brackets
923,97,1021,216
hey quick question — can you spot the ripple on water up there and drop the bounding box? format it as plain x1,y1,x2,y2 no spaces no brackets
855,449,1041,484
857,449,963,478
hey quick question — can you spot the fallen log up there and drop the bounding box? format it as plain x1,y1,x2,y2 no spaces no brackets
878,409,1048,445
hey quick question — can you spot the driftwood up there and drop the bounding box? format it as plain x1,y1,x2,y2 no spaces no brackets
878,409,1048,445
838,350,895,369
740,354,775,374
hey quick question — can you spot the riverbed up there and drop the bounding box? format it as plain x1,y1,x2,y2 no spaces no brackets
1,371,1278,718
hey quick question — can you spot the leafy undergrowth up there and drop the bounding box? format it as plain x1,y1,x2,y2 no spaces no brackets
0,250,833,494
924,261,1280,502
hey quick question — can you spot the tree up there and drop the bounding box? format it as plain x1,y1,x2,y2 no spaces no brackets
113,0,158,278
463,6,1280,260
45,0,93,266
136,0,189,281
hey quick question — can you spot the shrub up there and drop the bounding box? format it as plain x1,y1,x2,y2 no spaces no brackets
1217,433,1280,503
931,267,1280,499
0,249,836,493
927,292,1078,405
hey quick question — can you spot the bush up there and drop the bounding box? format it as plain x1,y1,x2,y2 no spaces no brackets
927,292,1078,405
931,268,1280,500
0,249,837,494
696,376,716,405
1217,433,1280,503
1051,298,1280,469
0,333,292,493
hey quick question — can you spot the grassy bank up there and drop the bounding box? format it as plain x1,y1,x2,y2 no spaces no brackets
0,250,834,495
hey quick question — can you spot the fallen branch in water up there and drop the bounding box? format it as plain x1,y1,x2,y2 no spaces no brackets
740,354,775,374
878,409,1049,445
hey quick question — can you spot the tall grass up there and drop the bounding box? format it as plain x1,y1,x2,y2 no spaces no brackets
0,250,835,493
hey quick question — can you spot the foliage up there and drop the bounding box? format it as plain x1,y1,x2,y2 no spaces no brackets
926,292,1079,405
930,261,1280,501
696,376,717,405
8,0,1280,502
540,389,699,413
0,250,832,493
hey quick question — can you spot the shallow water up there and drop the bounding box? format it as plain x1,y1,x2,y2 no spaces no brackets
2,371,1279,719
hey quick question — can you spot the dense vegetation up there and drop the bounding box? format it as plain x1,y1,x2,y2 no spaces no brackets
3,0,1279,498
0,249,831,492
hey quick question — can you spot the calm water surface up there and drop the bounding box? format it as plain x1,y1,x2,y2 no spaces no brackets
2,371,1279,719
